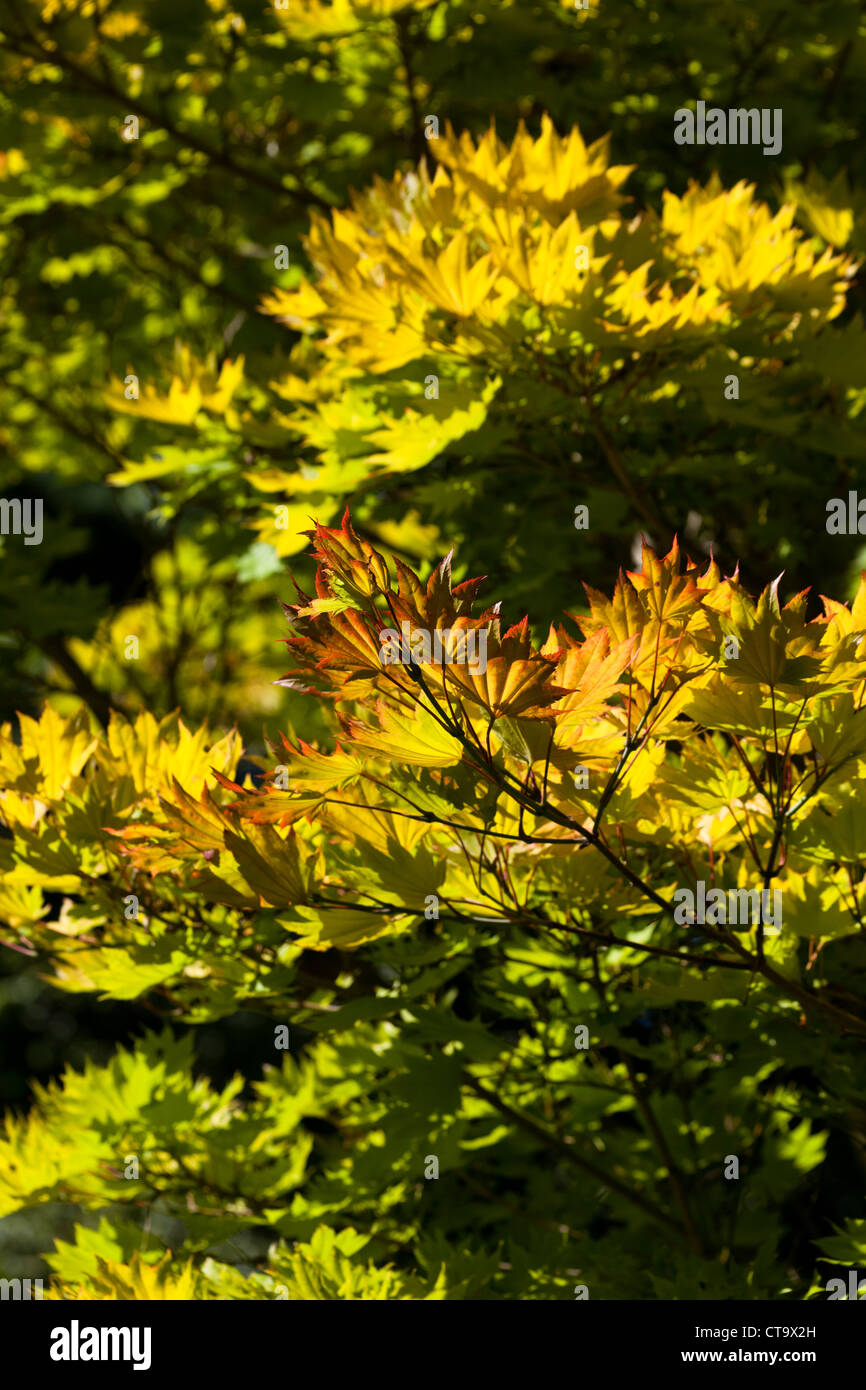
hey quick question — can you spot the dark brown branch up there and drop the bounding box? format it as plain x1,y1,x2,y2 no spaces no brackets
463,1072,688,1242
36,636,120,728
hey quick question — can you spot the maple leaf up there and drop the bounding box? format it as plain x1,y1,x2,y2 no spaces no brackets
306,505,390,597
720,578,823,690
341,701,461,768
221,824,315,908
548,626,639,725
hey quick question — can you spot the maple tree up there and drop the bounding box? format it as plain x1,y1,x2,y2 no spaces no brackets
2,514,866,1297
2,0,866,725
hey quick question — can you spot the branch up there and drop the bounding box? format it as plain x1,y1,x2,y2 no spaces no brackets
36,636,120,729
1,30,334,212
463,1072,689,1242
620,1052,705,1257
394,12,426,163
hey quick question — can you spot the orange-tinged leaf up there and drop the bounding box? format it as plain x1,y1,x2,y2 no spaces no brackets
224,824,314,907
